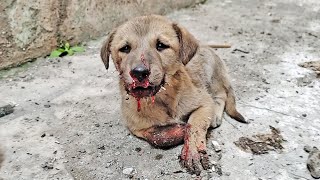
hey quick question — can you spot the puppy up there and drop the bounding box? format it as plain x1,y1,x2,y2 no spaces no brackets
100,15,246,175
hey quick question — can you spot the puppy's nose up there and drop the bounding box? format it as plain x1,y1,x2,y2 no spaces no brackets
130,65,150,82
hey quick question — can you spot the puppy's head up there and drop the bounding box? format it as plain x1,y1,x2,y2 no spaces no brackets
101,15,198,99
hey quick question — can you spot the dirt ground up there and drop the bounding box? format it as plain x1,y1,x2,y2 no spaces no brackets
1,0,320,179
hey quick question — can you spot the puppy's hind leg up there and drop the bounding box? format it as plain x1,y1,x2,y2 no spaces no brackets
210,92,227,128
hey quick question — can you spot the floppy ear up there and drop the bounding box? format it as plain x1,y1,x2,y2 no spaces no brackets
172,23,199,65
100,31,116,70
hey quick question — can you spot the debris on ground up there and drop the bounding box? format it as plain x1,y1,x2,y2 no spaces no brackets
306,146,320,179
213,164,222,176
155,154,163,160
41,160,54,170
123,167,136,177
304,145,313,153
299,61,320,77
0,104,14,118
234,126,285,155
211,140,222,152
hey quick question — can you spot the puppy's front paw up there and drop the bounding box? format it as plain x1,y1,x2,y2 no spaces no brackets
179,144,210,175
179,126,210,175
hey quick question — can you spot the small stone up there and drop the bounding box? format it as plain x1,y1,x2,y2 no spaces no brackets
41,162,54,170
98,145,105,150
123,167,135,175
302,113,307,117
0,104,14,118
105,162,112,168
44,104,51,108
155,154,163,160
211,166,216,172
271,19,280,23
94,123,100,127
211,140,222,152
135,147,142,152
225,172,231,176
41,133,46,138
307,147,320,178
304,145,312,153
115,151,121,155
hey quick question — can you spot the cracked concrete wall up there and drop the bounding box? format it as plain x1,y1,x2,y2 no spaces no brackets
0,0,204,69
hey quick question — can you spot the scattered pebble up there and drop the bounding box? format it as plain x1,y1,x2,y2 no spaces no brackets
123,167,135,176
115,151,121,155
41,161,54,170
41,133,46,138
98,145,105,150
302,113,307,117
211,140,222,152
211,166,216,172
0,104,14,118
304,145,312,153
306,146,320,179
155,154,163,160
44,104,51,108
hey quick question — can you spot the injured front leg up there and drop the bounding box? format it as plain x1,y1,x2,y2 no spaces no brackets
135,123,187,148
179,106,213,175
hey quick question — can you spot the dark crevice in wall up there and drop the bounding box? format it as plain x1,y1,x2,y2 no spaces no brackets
56,0,69,45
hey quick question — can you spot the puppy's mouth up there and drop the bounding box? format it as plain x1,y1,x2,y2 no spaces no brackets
126,78,165,99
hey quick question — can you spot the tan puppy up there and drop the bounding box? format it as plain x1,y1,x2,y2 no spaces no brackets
101,15,246,175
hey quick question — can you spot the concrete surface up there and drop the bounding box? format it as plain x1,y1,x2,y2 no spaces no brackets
0,0,204,69
0,0,320,179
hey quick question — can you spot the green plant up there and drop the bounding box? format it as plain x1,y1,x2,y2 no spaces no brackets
49,42,85,58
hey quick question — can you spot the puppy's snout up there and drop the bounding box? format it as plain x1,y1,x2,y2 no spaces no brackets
130,64,150,82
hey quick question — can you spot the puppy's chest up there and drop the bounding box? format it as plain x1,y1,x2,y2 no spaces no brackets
149,90,198,121
131,90,181,121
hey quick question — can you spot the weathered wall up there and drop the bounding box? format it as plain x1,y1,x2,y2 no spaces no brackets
0,0,204,69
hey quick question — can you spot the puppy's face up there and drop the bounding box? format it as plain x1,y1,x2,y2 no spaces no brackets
101,15,198,99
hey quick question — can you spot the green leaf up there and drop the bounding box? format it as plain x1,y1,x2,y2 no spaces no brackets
70,46,85,52
57,48,66,52
49,50,63,58
67,49,74,56
64,42,70,50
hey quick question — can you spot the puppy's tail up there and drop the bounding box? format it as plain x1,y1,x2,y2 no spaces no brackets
225,87,247,123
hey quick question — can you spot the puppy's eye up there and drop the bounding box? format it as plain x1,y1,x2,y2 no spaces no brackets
119,45,131,53
156,41,169,51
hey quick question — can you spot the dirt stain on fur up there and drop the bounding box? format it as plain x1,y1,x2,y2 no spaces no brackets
234,126,285,155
